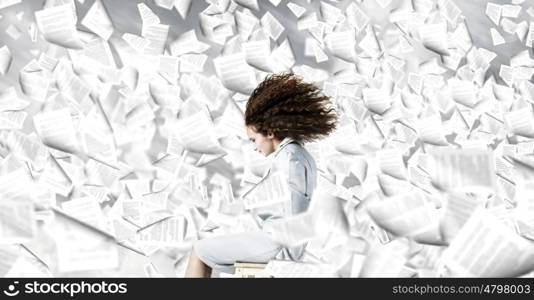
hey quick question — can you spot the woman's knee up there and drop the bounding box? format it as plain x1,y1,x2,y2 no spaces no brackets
192,240,210,263
192,239,204,254
189,246,198,260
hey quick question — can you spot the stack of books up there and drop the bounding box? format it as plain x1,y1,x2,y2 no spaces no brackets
233,262,271,278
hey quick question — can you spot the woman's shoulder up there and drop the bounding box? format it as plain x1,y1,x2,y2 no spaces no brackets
279,141,306,157
278,142,315,167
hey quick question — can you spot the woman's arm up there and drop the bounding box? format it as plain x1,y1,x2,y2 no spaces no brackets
286,151,311,215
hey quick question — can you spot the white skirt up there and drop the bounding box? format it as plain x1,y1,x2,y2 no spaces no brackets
194,230,305,274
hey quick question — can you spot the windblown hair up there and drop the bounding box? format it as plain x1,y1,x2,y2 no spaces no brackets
245,73,338,143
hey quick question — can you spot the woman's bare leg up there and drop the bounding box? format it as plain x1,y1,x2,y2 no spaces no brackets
184,248,212,278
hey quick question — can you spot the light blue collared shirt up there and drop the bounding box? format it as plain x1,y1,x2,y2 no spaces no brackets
253,136,318,226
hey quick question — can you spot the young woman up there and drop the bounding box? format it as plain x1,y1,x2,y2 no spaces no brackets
185,73,337,277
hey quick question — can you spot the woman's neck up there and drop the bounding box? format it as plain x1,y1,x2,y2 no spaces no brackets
273,138,282,151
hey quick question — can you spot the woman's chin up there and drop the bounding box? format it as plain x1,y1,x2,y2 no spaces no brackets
262,151,274,157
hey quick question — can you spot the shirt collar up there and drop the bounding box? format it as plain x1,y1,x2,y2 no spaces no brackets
259,137,298,180
272,137,298,158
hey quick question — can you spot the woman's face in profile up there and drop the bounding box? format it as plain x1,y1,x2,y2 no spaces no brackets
246,126,277,157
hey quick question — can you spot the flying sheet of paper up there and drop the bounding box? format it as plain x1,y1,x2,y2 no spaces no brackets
169,108,225,156
0,87,29,112
485,3,501,25
441,208,534,277
265,260,336,277
359,240,409,277
0,0,21,10
261,11,284,40
34,4,83,49
0,198,35,244
501,4,522,18
5,24,21,40
4,131,48,171
415,115,448,145
142,23,169,55
490,28,505,46
0,45,12,75
54,61,92,103
136,216,186,246
137,2,160,24
439,0,461,24
169,29,210,56
19,68,50,103
0,111,27,129
504,107,534,138
363,88,390,115
33,108,79,154
287,2,305,18
440,193,484,242
154,0,174,9
449,78,478,108
235,0,259,11
38,156,73,197
52,211,119,273
270,39,295,72
366,191,442,243
62,199,103,231
359,26,381,58
264,212,316,247
297,12,318,31
37,52,58,72
428,147,496,192
526,22,534,48
122,32,150,53
325,31,356,62
235,10,259,40
81,0,114,40
242,171,291,210
174,0,192,19
377,149,407,180
243,39,272,71
180,54,208,73
418,22,449,55
0,246,20,276
213,53,257,94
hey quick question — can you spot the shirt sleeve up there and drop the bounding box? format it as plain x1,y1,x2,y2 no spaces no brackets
286,152,310,215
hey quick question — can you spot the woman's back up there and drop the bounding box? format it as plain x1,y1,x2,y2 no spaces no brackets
254,137,318,224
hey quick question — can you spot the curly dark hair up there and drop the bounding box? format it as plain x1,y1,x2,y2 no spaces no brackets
244,73,338,143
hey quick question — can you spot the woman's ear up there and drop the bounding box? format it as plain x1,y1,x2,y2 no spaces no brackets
266,131,275,139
